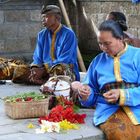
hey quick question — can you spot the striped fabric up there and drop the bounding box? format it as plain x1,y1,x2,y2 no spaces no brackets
100,81,138,94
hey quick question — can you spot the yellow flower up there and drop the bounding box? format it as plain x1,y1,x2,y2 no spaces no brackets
27,123,35,129
59,120,79,130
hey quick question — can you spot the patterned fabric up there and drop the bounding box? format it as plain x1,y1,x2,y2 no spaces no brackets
49,63,75,82
0,57,74,85
12,65,31,84
0,58,25,80
0,57,49,85
100,81,138,94
12,66,49,85
99,108,140,140
0,61,13,80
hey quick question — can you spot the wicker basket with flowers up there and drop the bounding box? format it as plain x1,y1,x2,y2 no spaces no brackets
4,92,49,119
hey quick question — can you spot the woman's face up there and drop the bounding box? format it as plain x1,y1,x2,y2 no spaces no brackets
98,31,123,56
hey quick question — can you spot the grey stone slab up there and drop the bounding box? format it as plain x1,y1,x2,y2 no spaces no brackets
0,81,40,98
82,2,101,14
129,28,138,38
0,133,53,140
138,29,140,39
30,37,37,50
0,23,18,39
128,15,140,28
0,114,104,140
5,38,31,52
30,10,41,22
0,40,5,51
0,11,4,23
0,125,19,135
17,23,41,38
0,120,36,134
4,10,30,22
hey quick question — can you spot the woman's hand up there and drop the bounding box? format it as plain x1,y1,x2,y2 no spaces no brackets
103,89,120,104
78,84,91,101
71,82,90,101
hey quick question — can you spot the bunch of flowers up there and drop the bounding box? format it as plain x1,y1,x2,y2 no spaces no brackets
37,96,86,133
36,119,79,133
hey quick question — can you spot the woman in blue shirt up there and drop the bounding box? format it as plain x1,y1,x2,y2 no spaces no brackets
72,20,140,140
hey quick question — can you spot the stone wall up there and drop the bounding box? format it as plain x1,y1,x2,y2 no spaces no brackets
0,0,45,62
0,0,140,61
0,0,60,62
75,0,140,53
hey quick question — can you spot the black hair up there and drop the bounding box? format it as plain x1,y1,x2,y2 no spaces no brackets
109,11,128,31
99,20,124,39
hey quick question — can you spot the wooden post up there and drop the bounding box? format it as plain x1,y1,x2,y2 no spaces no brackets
58,0,86,72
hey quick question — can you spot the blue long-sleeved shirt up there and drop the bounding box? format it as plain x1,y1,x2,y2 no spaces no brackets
132,0,140,3
31,25,80,81
80,44,140,126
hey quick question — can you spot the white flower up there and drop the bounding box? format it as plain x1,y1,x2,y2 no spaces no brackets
51,122,60,133
36,120,60,133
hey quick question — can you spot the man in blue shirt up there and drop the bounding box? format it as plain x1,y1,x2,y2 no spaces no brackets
29,5,80,83
0,5,79,85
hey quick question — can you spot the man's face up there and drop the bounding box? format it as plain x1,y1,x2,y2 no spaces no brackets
98,31,122,56
41,13,57,28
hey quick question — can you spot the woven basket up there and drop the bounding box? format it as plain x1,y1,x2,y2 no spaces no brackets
4,98,49,119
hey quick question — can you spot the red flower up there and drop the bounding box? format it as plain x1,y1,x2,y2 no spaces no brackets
15,98,22,102
25,97,33,101
38,97,86,124
39,105,86,124
38,116,48,124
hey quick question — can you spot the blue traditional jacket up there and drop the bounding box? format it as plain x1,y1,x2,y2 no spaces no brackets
31,24,80,80
80,44,140,126
132,0,140,3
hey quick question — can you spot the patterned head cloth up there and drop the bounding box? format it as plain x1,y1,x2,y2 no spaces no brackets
41,5,61,15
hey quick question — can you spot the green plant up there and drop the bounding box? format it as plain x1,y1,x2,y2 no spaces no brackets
4,92,48,103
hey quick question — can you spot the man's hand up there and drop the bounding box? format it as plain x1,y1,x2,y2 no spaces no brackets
28,67,48,85
29,67,38,82
103,89,120,104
